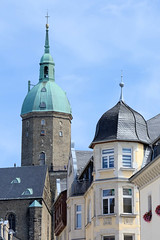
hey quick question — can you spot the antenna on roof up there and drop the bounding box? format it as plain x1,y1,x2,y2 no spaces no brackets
119,70,124,102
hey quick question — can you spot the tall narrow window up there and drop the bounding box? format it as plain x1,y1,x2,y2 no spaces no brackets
122,148,132,167
8,213,16,231
102,149,114,169
44,66,49,78
148,195,152,212
88,200,91,223
59,131,63,137
39,152,45,165
75,205,82,229
103,189,115,214
41,119,45,126
123,188,132,213
68,207,71,232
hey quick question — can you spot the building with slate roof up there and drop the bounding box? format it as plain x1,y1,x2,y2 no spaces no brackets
0,166,51,240
55,78,160,240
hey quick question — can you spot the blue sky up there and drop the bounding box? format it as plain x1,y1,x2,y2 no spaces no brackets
1,0,160,167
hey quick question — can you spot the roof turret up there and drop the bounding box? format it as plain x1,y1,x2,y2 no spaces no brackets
90,79,150,148
90,101,150,148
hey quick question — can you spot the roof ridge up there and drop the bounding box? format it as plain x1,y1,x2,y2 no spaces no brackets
122,101,150,141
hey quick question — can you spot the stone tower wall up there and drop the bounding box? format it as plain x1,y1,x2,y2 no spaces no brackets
21,111,72,169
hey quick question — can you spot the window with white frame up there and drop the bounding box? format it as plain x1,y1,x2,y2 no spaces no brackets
123,188,132,213
102,149,114,169
103,236,115,240
103,189,115,214
75,205,82,229
88,200,91,223
122,148,132,168
148,195,152,212
124,235,133,240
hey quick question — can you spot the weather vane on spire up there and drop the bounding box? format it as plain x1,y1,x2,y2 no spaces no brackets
45,11,50,29
119,70,124,102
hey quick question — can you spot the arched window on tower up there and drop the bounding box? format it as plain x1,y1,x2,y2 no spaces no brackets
44,66,49,78
39,152,45,165
8,213,16,232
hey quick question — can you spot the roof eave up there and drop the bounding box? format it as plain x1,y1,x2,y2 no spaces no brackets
89,138,150,149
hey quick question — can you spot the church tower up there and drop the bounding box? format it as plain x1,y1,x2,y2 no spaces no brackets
21,22,72,171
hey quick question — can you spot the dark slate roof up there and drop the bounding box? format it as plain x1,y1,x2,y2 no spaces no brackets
147,114,160,142
76,150,93,175
60,178,67,192
0,165,47,200
90,101,150,147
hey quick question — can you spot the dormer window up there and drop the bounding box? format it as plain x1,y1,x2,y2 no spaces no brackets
102,149,114,169
40,102,46,109
11,178,21,184
44,66,49,78
41,87,47,92
22,188,33,195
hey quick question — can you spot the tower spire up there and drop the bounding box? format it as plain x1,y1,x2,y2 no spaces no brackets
45,12,50,53
119,70,124,102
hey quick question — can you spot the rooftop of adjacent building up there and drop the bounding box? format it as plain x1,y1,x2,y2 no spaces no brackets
0,165,47,200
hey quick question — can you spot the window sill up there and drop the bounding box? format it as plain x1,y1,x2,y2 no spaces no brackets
98,168,115,172
98,213,117,218
120,213,137,218
120,167,135,171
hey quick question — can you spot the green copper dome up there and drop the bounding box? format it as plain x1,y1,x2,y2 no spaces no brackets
21,81,72,115
21,23,72,116
40,53,54,64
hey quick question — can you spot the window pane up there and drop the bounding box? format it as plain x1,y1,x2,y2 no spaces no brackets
123,148,131,153
123,198,132,213
123,189,132,196
77,205,81,211
8,214,16,231
124,236,133,240
103,157,108,168
109,156,114,167
110,198,115,213
122,155,131,167
103,199,108,214
103,189,115,197
148,195,152,211
102,149,114,154
76,213,81,228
